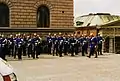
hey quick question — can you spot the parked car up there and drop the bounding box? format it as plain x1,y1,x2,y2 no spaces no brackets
0,58,18,81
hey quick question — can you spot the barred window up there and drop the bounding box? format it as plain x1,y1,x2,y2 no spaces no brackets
0,3,9,27
37,5,50,27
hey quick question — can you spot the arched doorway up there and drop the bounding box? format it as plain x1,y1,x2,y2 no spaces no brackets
37,5,50,27
0,3,9,27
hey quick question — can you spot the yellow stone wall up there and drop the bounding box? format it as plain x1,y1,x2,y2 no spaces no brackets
76,29,97,36
1,0,73,28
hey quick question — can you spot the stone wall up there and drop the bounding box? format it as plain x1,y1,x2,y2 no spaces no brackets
0,0,73,28
75,28,97,36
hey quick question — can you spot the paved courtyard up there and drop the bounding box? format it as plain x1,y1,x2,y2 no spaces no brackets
1,53,120,81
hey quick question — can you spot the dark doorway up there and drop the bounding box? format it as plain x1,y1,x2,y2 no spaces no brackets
115,36,120,54
0,3,9,27
37,5,50,27
104,36,109,53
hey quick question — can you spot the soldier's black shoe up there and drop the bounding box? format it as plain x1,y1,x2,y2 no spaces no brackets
64,54,68,56
87,56,90,58
71,55,75,57
36,57,39,59
94,57,98,58
18,59,22,60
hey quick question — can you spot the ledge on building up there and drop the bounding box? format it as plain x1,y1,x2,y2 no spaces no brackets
0,27,75,32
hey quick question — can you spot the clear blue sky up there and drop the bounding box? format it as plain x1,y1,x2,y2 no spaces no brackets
74,0,120,17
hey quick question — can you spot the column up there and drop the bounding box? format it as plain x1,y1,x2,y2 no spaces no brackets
109,38,114,53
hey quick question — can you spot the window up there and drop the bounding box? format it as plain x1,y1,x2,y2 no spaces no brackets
76,21,83,26
37,5,50,27
0,3,9,27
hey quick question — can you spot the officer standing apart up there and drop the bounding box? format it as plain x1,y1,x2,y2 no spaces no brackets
88,33,98,58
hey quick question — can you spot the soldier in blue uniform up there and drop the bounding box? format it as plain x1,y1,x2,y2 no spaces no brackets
22,34,27,56
58,33,64,57
47,33,52,55
81,34,89,56
34,35,42,58
31,33,37,59
16,34,23,60
88,33,98,58
52,34,59,56
13,35,18,59
63,34,69,55
7,35,14,57
69,34,76,56
27,35,32,58
74,34,80,55
97,33,103,55
67,35,71,54
0,35,7,61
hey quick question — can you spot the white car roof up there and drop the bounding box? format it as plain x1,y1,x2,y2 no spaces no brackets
0,58,14,76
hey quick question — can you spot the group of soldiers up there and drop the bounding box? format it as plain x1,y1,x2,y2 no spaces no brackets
0,32,103,61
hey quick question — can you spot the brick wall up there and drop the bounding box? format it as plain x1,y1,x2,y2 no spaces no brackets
1,0,73,28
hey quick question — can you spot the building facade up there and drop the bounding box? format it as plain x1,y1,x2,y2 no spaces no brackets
74,13,120,53
0,0,74,33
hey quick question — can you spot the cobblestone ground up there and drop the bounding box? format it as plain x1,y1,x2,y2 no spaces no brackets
1,53,120,81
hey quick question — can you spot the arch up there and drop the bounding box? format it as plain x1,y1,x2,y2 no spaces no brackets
0,3,9,27
37,5,50,27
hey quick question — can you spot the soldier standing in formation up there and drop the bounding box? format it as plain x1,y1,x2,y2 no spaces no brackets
0,32,104,61
47,33,52,55
52,34,58,56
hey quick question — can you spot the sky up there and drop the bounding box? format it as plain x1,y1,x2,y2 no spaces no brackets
74,0,120,17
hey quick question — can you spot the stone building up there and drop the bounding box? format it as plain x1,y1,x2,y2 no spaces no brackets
0,0,74,34
74,13,120,53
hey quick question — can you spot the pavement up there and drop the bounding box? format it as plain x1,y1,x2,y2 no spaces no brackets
1,53,120,81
